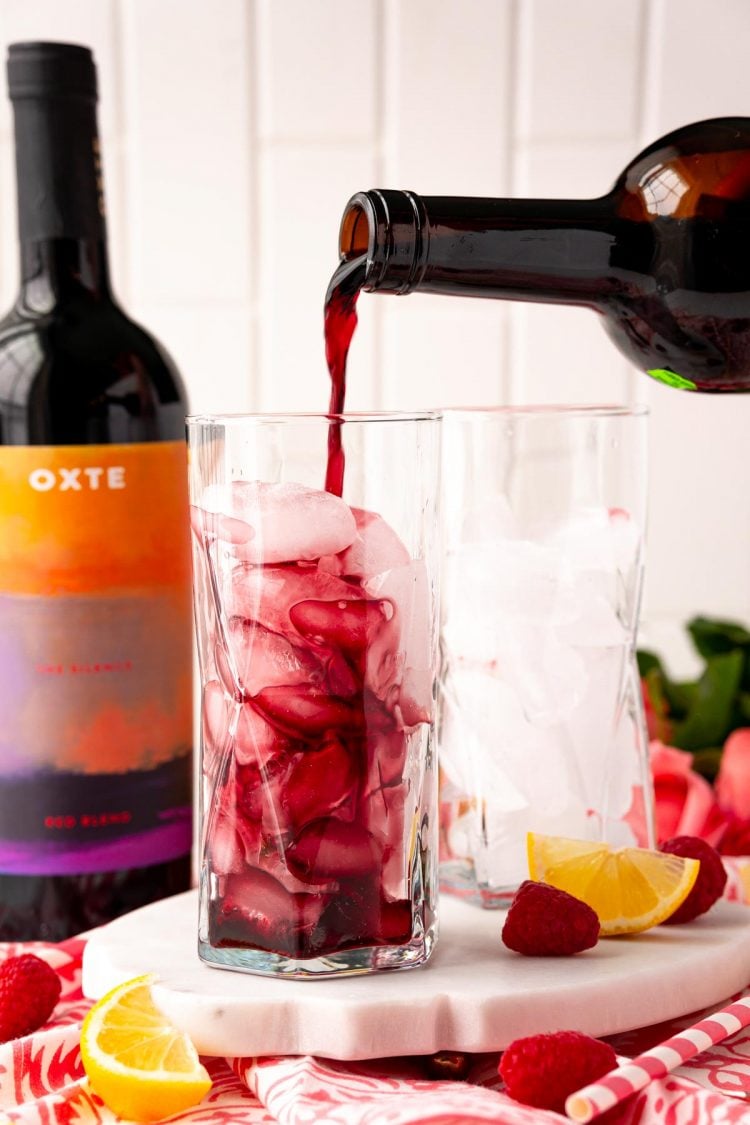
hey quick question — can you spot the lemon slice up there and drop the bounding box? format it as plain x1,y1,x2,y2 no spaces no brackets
81,975,211,1123
527,833,700,935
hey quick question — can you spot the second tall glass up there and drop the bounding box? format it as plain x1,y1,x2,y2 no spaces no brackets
438,406,653,905
188,412,441,977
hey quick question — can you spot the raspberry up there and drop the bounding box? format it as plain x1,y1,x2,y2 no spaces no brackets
0,954,61,1042
500,1030,616,1113
502,880,600,955
660,835,727,924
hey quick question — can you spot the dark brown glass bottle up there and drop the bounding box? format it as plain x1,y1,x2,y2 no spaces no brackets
334,117,750,392
0,43,192,939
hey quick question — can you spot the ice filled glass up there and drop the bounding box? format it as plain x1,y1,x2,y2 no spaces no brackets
188,412,441,977
438,406,654,905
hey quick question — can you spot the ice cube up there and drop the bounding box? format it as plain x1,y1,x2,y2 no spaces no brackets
608,507,643,575
253,842,334,895
398,667,434,728
229,564,357,635
361,764,410,902
253,684,365,737
561,647,644,820
361,779,408,863
364,561,434,722
443,553,588,726
439,502,645,892
362,728,409,794
471,798,599,891
209,812,246,875
200,481,357,563
214,637,242,700
289,597,393,656
439,668,528,809
320,507,411,580
281,735,359,831
227,618,322,697
443,538,577,652
441,554,501,669
236,751,296,838
539,509,643,631
438,665,575,815
207,774,263,874
210,867,327,956
319,646,361,699
499,619,588,726
234,701,285,768
202,680,232,778
190,501,256,547
287,819,381,883
545,507,616,572
362,776,416,904
556,591,628,648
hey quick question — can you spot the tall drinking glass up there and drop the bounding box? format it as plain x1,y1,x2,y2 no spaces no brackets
438,406,652,905
188,412,441,977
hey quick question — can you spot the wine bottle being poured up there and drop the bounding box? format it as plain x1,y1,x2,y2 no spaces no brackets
325,117,750,396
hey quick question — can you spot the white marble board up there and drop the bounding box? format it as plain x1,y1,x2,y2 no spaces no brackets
81,890,750,1060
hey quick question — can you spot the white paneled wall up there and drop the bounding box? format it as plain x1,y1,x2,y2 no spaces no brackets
0,0,748,670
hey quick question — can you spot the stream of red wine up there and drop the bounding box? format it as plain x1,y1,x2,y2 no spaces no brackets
323,256,367,496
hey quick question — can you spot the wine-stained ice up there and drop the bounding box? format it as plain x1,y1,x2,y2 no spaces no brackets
192,481,430,957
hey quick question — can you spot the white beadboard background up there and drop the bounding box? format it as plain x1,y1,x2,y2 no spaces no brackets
0,0,749,673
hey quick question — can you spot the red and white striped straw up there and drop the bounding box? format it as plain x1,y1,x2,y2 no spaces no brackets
565,995,750,1122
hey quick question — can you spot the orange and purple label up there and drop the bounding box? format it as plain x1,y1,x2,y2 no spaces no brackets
0,441,193,874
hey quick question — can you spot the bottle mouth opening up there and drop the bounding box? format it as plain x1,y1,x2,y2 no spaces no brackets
339,200,371,261
336,190,424,293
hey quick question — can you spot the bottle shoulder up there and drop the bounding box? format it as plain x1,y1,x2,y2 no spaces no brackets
614,119,750,222
0,295,178,370
0,295,188,445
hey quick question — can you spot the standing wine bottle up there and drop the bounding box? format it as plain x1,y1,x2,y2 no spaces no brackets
0,42,192,940
332,117,750,392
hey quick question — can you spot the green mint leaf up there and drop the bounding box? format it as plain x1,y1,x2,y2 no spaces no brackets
671,650,744,751
636,648,692,719
735,691,750,726
636,649,663,677
688,615,750,658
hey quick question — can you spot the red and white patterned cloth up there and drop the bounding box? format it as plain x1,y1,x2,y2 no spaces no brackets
3,860,750,1125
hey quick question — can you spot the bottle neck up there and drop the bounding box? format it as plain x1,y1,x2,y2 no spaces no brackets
341,190,620,306
19,239,112,308
12,91,112,306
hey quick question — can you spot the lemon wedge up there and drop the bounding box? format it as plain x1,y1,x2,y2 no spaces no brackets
527,832,700,935
81,975,211,1122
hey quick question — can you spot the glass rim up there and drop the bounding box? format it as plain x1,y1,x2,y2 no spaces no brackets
186,409,441,426
440,403,649,419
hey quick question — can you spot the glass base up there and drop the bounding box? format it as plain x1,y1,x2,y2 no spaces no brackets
439,860,516,909
198,923,437,979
